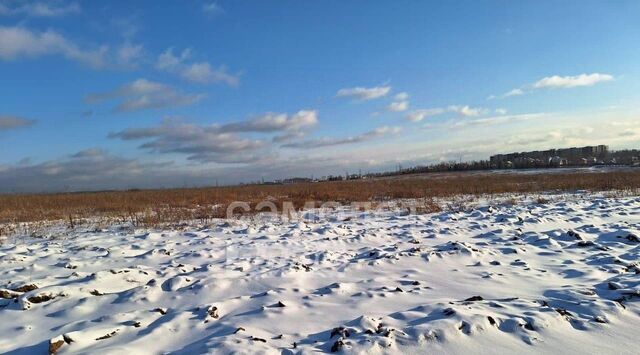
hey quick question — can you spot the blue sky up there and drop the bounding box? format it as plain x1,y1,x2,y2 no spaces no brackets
1,0,639,192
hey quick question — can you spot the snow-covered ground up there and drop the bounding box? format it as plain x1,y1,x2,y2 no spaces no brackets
1,194,639,354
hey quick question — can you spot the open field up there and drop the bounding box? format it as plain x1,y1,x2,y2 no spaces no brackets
1,169,640,230
1,192,639,354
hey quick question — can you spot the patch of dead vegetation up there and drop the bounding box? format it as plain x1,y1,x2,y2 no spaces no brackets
1,170,639,234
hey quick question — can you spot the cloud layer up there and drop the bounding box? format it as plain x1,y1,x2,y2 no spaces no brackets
283,126,400,149
0,2,80,17
0,149,175,193
492,73,614,99
0,26,107,68
336,86,391,101
406,105,486,122
217,110,318,133
532,73,614,89
156,47,239,86
85,79,205,112
110,122,265,164
109,110,318,163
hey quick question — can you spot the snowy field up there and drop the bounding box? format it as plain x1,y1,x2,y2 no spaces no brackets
1,193,639,354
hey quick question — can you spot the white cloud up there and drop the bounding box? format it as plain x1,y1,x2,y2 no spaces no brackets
218,110,318,133
493,73,614,99
155,47,239,86
450,113,545,128
283,126,400,149
156,47,191,70
272,131,306,143
488,88,524,100
372,125,402,135
504,88,524,97
85,79,205,112
71,148,105,159
386,100,409,112
0,26,107,68
336,86,391,101
0,2,80,17
109,121,266,164
533,73,614,89
406,108,446,122
181,62,239,86
203,2,224,14
0,24,145,69
116,41,144,67
406,105,486,121
394,92,409,101
385,92,410,112
109,110,319,163
448,105,486,117
495,108,508,115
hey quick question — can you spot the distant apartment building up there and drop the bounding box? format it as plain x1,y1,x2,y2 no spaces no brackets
490,145,609,168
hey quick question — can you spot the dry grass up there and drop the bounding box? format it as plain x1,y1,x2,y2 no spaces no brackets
1,170,639,230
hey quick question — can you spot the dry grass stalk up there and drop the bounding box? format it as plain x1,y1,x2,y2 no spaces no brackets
0,170,639,231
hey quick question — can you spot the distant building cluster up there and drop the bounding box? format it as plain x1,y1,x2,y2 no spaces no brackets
268,174,365,185
490,145,610,168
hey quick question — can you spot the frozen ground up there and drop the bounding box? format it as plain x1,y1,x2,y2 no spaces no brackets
1,194,639,354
